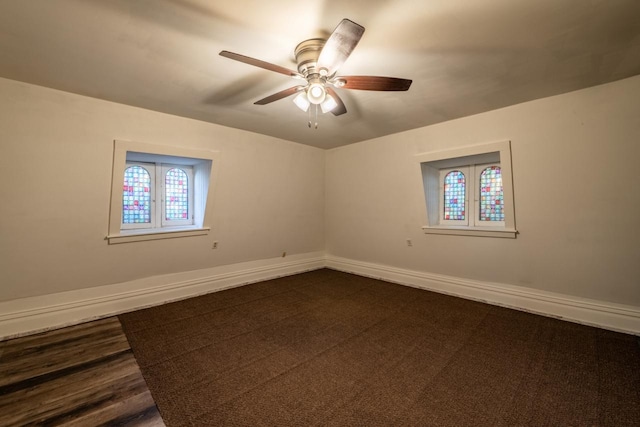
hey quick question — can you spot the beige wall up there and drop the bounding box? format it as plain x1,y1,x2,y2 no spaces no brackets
0,78,325,301
326,75,640,307
1,74,638,312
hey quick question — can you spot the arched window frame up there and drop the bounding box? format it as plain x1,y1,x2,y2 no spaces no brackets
161,165,194,227
475,164,505,227
439,163,504,228
121,162,156,230
439,167,469,226
120,162,195,230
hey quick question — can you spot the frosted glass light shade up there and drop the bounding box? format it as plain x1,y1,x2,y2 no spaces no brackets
321,94,338,113
293,92,310,112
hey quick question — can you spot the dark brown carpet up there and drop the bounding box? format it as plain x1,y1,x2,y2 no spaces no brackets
119,268,640,426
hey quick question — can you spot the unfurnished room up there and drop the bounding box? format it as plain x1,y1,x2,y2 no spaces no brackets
0,1,639,426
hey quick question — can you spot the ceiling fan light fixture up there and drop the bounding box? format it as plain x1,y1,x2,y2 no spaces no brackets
220,18,412,123
293,91,310,112
321,94,338,113
307,82,326,104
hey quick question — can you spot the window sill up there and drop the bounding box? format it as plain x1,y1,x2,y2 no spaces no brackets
106,226,210,244
422,225,517,239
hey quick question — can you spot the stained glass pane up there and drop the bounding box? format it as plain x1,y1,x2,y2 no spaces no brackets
479,166,504,222
122,166,151,224
444,171,465,220
165,168,189,221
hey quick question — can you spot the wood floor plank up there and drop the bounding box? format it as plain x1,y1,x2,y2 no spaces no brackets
0,334,131,389
63,390,163,427
0,317,165,426
0,317,122,356
0,317,130,387
0,352,139,424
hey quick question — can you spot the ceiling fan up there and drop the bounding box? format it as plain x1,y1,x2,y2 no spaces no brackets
219,19,412,128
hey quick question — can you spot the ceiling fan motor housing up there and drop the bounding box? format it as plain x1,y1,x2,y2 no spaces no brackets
294,38,326,78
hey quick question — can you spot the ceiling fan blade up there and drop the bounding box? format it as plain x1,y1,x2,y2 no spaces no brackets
220,51,300,78
337,76,412,91
254,86,306,105
325,87,347,116
317,19,365,75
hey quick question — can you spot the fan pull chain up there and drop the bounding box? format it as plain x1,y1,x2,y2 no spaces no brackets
306,105,321,129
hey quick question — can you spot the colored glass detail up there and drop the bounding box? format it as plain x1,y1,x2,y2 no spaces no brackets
479,166,504,221
123,166,151,224
165,168,189,221
444,170,466,220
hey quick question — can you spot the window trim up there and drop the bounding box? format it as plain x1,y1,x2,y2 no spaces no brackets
107,140,219,244
416,140,517,238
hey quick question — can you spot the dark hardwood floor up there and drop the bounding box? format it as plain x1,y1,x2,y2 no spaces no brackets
0,317,164,426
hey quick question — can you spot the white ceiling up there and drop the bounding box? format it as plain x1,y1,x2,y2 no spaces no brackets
1,0,639,149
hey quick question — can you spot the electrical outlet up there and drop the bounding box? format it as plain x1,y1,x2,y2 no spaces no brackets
212,241,218,249
406,239,413,247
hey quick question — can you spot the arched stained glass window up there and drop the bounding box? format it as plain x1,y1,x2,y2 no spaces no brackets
123,166,151,224
165,168,189,221
443,170,465,220
479,166,504,222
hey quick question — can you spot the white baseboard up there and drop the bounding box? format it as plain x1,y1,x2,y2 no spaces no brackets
0,252,325,340
3,252,638,340
326,255,640,335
